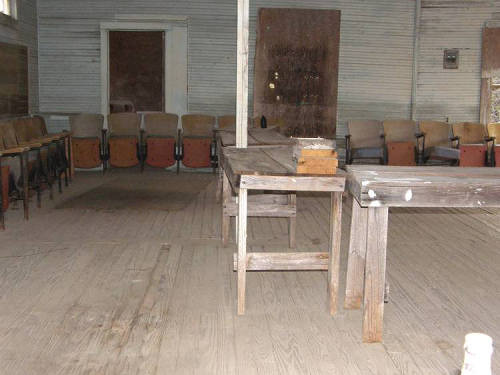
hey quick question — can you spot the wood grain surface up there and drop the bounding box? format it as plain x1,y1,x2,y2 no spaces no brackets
253,8,341,138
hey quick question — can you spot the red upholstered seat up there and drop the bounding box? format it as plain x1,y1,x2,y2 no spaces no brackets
459,145,487,167
146,138,176,168
109,137,139,167
182,138,212,168
386,141,416,166
495,146,500,167
72,138,101,169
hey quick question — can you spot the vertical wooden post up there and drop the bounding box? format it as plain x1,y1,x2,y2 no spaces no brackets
328,192,343,315
236,0,249,148
345,196,368,309
237,187,248,315
410,0,421,120
362,207,389,343
480,78,491,125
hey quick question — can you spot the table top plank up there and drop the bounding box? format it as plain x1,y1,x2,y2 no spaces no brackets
217,128,293,147
346,165,500,208
222,146,345,192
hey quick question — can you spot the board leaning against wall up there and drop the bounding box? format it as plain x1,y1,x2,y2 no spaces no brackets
253,8,341,138
0,41,28,116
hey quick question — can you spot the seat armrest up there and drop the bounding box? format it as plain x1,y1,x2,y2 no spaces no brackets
19,141,43,149
0,146,30,155
450,136,460,148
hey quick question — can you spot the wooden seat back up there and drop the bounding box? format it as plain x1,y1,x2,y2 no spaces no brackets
181,114,215,137
218,115,236,129
383,119,416,143
70,114,104,138
13,118,32,143
32,116,49,136
418,121,451,148
1,121,21,149
347,120,383,149
108,113,140,137
452,122,487,144
144,113,178,137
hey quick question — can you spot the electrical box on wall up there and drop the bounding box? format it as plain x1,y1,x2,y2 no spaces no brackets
443,49,459,69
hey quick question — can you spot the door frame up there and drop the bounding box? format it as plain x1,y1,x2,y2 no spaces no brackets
100,18,188,127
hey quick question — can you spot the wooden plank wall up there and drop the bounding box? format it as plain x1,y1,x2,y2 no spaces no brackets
37,0,415,135
37,0,500,133
416,0,499,123
0,0,39,113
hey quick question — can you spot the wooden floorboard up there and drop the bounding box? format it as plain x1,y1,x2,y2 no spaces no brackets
0,169,499,374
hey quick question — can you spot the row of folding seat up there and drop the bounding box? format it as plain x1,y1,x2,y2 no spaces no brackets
345,120,500,167
0,115,71,229
71,113,223,172
71,113,284,172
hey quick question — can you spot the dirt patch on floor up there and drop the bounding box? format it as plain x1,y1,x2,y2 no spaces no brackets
57,172,214,211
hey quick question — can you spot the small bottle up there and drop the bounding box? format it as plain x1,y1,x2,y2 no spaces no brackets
461,333,493,375
260,116,267,129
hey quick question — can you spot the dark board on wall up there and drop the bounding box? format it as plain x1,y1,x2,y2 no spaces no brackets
0,42,29,116
253,8,341,138
482,27,500,78
109,31,164,112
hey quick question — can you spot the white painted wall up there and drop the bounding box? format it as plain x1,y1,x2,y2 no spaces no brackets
0,0,39,112
37,0,415,135
36,0,500,134
416,0,499,123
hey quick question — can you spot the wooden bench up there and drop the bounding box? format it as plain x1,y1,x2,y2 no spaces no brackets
221,146,346,315
345,165,500,343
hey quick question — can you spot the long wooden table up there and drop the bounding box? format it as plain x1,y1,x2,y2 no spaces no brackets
221,146,346,315
345,165,500,343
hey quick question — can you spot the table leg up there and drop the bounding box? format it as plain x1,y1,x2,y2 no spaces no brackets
288,193,296,249
362,206,388,343
328,192,342,315
237,187,248,315
21,152,29,220
345,196,368,309
222,170,231,246
0,157,4,230
216,165,223,202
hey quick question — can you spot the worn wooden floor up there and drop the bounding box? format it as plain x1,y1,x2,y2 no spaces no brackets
0,169,499,374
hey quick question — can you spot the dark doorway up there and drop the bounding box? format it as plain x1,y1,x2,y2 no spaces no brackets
109,31,164,113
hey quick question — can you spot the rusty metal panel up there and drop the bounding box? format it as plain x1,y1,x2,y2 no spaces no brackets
253,8,340,138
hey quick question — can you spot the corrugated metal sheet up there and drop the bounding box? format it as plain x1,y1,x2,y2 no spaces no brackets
38,0,415,135
417,0,497,122
0,0,39,112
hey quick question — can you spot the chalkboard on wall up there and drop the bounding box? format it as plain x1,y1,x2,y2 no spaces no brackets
0,41,29,116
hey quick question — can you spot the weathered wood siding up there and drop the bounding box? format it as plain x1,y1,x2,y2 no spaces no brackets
0,0,39,113
416,0,499,122
37,0,415,135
